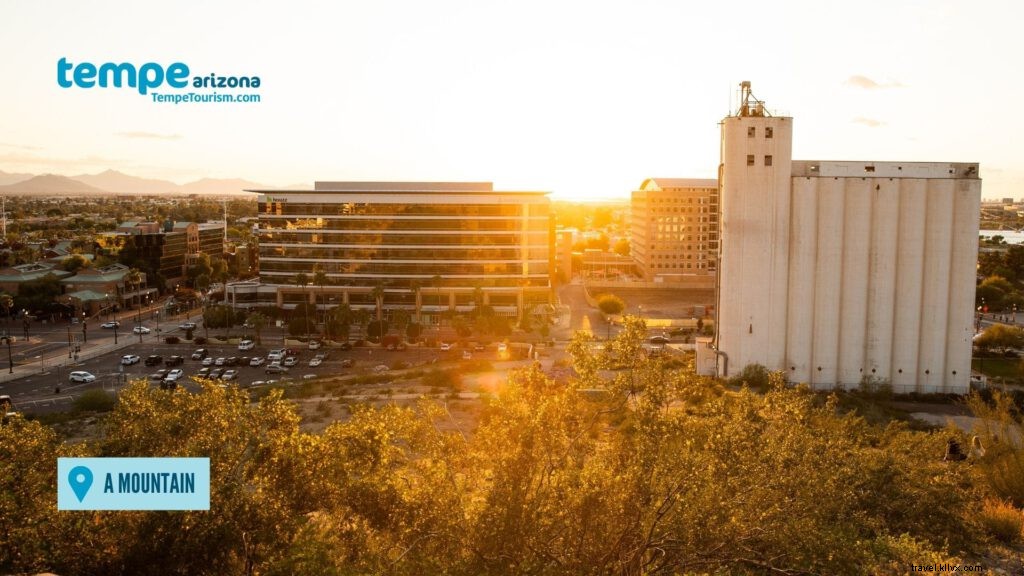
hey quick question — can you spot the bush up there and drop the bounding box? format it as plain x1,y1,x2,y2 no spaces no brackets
422,368,461,391
979,499,1023,544
164,336,180,345
73,389,116,413
193,336,207,345
728,363,771,390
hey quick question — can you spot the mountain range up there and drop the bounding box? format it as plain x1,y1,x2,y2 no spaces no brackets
0,169,284,196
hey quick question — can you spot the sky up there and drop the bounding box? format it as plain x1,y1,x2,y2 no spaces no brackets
0,0,1021,200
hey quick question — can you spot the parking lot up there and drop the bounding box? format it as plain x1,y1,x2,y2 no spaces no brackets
2,335,508,413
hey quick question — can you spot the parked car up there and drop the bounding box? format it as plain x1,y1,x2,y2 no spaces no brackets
249,356,265,367
121,354,140,365
160,379,177,391
144,355,163,366
148,370,168,382
649,335,670,345
302,373,318,380
191,348,208,360
214,357,226,366
133,326,151,335
201,357,214,366
308,340,322,350
224,357,239,367
100,321,120,329
373,364,389,373
340,358,354,368
69,371,96,383
249,380,266,388
178,322,197,330
197,367,211,377
222,369,238,381
473,344,485,352
283,356,298,367
267,349,284,361
165,368,184,381
265,363,289,375
440,342,453,351
238,339,255,351
308,357,322,367
165,355,184,367
209,368,223,379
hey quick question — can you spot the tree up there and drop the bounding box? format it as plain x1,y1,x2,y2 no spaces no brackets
325,304,352,343
973,323,1024,354
0,293,12,321
366,319,388,341
288,302,317,338
210,258,229,304
612,238,630,257
125,268,143,310
406,321,423,341
313,264,328,327
295,273,310,340
60,253,91,272
186,253,213,288
246,311,268,345
596,293,625,338
371,281,385,323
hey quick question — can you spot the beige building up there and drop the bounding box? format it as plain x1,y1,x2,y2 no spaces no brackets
709,82,981,394
630,178,718,284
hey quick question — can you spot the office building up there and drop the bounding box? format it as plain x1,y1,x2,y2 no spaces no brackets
711,82,981,394
631,178,718,285
247,181,554,322
96,220,226,289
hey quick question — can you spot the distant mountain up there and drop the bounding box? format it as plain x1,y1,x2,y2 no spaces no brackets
178,178,265,195
0,169,34,186
71,169,178,195
0,174,108,195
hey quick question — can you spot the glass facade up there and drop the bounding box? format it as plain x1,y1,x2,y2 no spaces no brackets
254,185,554,314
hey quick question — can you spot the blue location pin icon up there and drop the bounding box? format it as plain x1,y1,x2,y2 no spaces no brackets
68,465,93,502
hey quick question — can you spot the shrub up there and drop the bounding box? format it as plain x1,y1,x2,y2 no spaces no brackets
422,368,461,391
728,363,771,390
193,336,207,345
73,389,116,413
164,336,180,345
979,499,1023,544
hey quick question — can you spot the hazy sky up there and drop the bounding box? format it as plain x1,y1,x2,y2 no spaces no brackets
0,0,1020,200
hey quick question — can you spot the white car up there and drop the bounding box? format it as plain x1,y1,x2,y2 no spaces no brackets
283,356,298,367
440,343,453,351
238,339,255,351
178,322,197,330
267,349,284,361
222,369,238,381
249,356,265,367
133,326,151,335
373,364,390,373
121,354,140,365
165,368,184,381
214,357,226,366
201,357,214,366
308,357,322,367
308,340,321,350
101,321,120,329
69,371,96,383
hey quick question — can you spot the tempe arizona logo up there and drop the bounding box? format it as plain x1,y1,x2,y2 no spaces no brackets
56,58,262,104
57,458,210,510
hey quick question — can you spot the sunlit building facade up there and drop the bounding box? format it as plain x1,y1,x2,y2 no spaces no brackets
247,181,554,322
631,178,718,284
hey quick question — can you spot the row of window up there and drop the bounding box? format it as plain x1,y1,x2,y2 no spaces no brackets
258,275,550,289
746,155,774,167
259,202,549,217
260,260,550,276
258,218,548,232
259,245,550,261
257,231,549,246
652,262,709,270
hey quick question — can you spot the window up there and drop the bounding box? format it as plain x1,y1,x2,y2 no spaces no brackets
746,155,755,166
747,126,755,137
765,127,773,139
765,155,773,167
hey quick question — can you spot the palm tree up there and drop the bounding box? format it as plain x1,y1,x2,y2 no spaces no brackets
432,274,443,328
409,279,422,324
313,264,328,328
246,311,268,345
0,293,12,323
371,281,385,323
125,268,143,310
295,272,310,341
